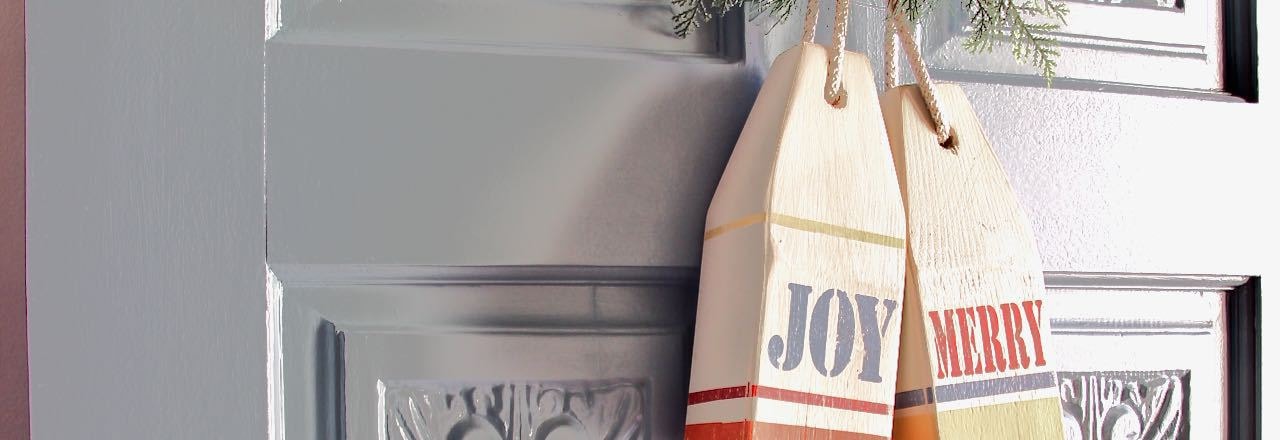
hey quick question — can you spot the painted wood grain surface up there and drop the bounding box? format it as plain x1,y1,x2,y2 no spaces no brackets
883,84,1065,439
687,43,905,440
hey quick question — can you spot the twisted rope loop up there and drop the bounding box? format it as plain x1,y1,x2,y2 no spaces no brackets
802,0,820,44
803,0,852,105
883,1,953,145
883,0,899,88
827,0,850,105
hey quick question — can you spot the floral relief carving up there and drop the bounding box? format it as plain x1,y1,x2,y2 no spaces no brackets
1058,371,1189,440
382,380,648,440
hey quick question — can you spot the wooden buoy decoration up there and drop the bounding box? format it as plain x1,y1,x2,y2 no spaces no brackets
684,1,906,439
881,10,1066,439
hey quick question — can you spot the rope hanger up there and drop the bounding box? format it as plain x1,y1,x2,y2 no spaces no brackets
802,0,851,106
883,0,954,146
801,0,954,146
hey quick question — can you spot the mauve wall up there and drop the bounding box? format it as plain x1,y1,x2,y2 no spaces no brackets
0,0,27,435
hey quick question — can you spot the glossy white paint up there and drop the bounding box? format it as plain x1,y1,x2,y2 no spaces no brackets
927,0,1226,91
1050,286,1229,439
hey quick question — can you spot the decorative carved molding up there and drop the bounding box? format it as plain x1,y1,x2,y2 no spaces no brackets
1058,371,1189,440
269,0,736,60
1066,0,1181,10
381,379,649,440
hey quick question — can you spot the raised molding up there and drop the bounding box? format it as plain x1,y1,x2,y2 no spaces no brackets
1062,0,1182,12
267,0,740,61
1051,318,1214,336
1045,272,1236,334
271,264,1247,290
1042,272,1249,291
266,266,286,440
270,264,699,287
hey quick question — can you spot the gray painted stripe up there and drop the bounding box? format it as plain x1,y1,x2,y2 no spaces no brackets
894,372,1059,409
893,388,934,410
934,372,1058,403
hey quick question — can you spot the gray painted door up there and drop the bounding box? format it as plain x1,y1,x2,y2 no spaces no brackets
27,0,267,437
264,2,752,439
26,0,1276,438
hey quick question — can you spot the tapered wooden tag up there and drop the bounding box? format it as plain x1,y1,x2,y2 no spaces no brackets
684,43,906,440
882,85,1065,439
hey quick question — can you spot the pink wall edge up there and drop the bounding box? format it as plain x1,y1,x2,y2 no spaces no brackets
0,0,28,436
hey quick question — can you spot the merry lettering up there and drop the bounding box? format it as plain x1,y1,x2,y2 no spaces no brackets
928,300,1047,379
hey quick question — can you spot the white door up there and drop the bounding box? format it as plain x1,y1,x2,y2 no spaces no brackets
26,0,1275,439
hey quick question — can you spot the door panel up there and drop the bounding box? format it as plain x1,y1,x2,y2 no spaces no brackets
273,265,697,439
926,0,1227,93
266,0,751,267
266,1,751,438
1046,274,1240,440
268,1,1274,439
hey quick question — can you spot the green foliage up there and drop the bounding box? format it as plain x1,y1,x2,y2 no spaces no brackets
894,0,942,22
672,0,1069,81
673,0,794,38
958,0,1068,80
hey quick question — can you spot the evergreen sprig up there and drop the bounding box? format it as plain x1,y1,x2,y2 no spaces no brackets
960,0,1068,80
672,0,1069,80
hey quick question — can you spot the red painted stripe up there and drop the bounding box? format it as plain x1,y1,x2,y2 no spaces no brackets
755,385,891,415
687,384,890,415
685,421,887,440
687,385,751,405
684,421,752,440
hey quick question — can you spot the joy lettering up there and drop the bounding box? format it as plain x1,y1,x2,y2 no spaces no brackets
767,282,899,383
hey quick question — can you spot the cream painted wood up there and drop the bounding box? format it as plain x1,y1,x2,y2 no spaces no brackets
884,85,1064,439
686,43,905,439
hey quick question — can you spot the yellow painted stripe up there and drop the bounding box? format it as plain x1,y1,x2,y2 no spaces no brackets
894,397,1064,439
703,212,905,249
770,214,905,248
935,398,1064,440
702,213,768,241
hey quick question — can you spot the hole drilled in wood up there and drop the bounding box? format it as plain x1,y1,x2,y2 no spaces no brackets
827,90,847,108
940,128,959,150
